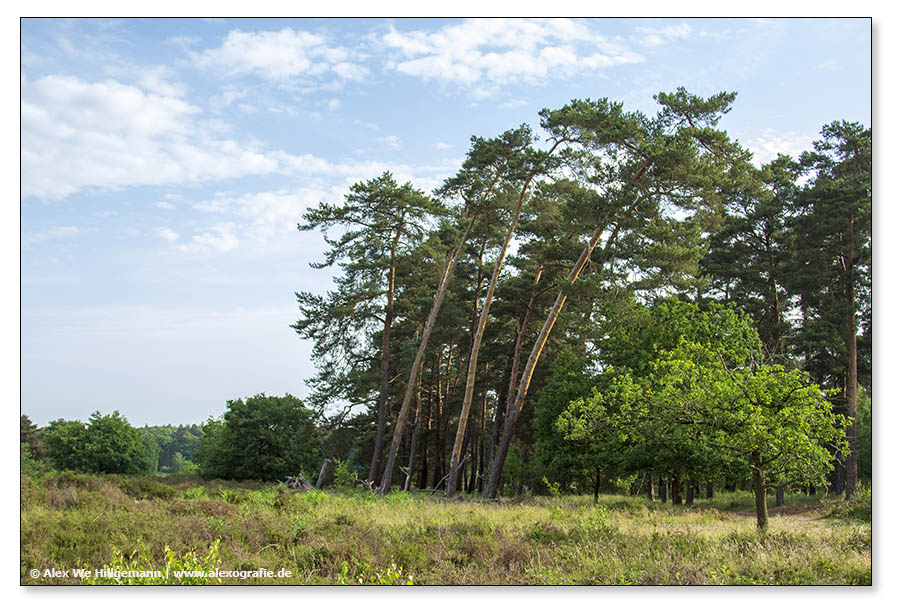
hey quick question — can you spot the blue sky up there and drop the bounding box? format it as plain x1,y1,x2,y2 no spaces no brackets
19,17,872,427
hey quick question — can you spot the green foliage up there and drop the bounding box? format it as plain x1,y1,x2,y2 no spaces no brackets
338,561,414,585
139,430,161,474
827,486,872,523
183,486,206,499
83,539,222,585
532,349,601,493
21,442,49,476
500,445,527,497
21,414,44,460
195,394,323,482
141,425,203,473
332,458,358,490
43,411,146,474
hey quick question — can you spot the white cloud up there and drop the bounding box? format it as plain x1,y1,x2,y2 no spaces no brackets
135,65,187,97
21,74,310,200
498,99,527,109
237,103,259,114
379,135,402,149
180,152,459,256
435,142,452,150
157,227,179,242
633,23,693,48
23,226,81,248
189,28,369,84
745,129,815,166
153,201,176,210
176,223,240,253
209,88,247,112
381,18,644,97
352,118,379,131
327,98,341,110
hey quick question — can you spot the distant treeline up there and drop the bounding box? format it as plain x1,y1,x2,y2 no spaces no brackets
21,413,202,475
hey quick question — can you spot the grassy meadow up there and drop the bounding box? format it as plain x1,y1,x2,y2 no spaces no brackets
20,471,871,585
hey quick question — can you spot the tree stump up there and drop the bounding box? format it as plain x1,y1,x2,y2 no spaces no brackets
315,458,333,489
285,473,313,492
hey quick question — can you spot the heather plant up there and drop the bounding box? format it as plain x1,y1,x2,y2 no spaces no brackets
22,472,870,586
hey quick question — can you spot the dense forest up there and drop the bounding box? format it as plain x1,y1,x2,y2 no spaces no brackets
22,89,871,533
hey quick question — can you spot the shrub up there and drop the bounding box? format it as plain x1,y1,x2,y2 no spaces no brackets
195,394,323,481
44,412,145,474
333,459,357,490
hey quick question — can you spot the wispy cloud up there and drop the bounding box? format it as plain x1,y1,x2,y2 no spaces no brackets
21,74,318,200
378,135,402,149
23,226,81,248
380,18,644,97
498,99,527,109
157,227,180,242
189,28,369,85
176,222,240,254
153,201,176,210
632,23,693,48
745,129,815,166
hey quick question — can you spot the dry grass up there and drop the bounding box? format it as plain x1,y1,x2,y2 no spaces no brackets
20,471,871,585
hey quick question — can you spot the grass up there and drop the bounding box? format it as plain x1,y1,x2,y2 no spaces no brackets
20,471,871,585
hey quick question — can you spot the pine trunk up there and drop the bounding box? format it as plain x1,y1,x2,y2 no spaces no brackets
368,226,404,483
844,219,858,499
482,161,651,499
379,212,478,495
404,376,424,491
447,167,545,497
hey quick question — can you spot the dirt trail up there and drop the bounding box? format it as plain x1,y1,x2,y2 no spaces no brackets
729,502,828,520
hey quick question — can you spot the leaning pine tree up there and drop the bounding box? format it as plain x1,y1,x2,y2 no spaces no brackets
484,89,752,499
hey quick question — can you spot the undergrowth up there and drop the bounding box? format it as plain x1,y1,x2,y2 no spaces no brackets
20,471,871,585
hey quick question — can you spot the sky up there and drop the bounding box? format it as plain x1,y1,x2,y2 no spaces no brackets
19,17,872,428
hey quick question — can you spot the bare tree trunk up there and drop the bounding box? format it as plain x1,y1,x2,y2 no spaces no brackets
845,219,858,500
685,482,695,506
483,163,651,500
752,450,768,531
775,484,785,507
368,227,403,482
706,483,714,499
315,458,333,489
486,263,544,479
379,211,479,495
660,478,668,503
830,451,845,495
483,223,609,499
672,476,682,505
648,475,655,501
447,165,548,497
418,382,431,490
475,388,487,493
404,371,424,491
593,468,601,502
431,354,444,489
